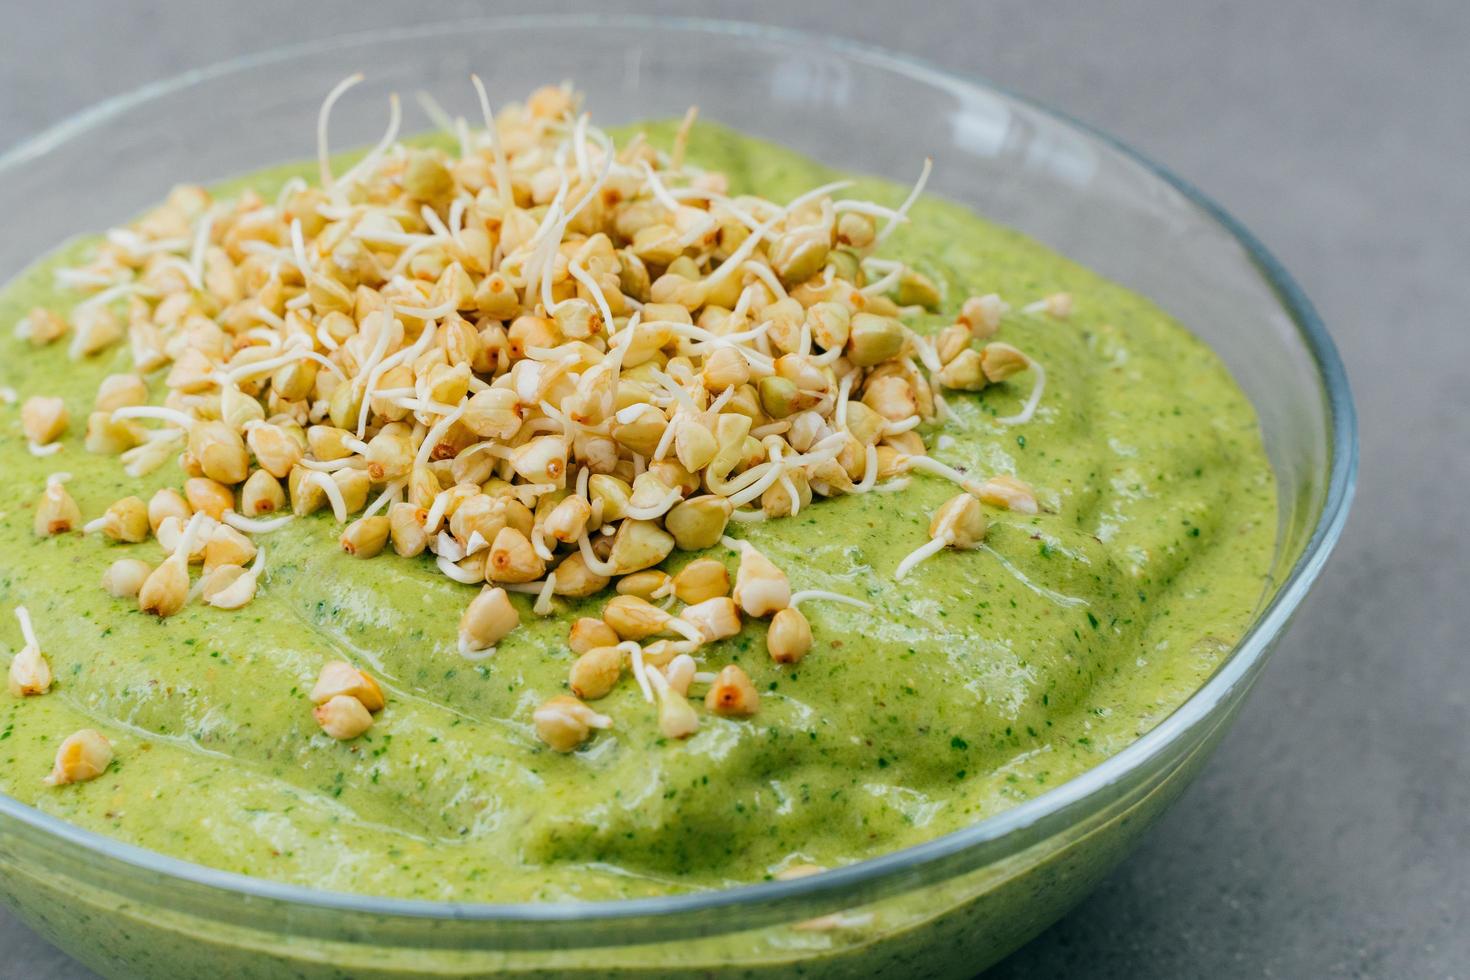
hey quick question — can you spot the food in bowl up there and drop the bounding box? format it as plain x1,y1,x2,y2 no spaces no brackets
0,78,1274,907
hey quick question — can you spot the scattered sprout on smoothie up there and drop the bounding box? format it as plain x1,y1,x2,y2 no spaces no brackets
533,694,613,752
893,492,988,581
458,584,520,658
568,642,626,700
10,77,1058,749
20,395,68,455
137,511,207,617
42,728,113,786
32,472,80,537
704,663,759,716
200,545,266,609
310,660,386,711
1021,292,1073,319
648,663,700,739
976,474,1040,515
7,606,53,698
313,694,375,741
309,661,386,740
82,495,150,543
100,557,153,599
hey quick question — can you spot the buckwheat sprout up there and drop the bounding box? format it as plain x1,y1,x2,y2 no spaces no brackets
419,203,453,242
995,356,1047,426
676,213,718,249
51,269,113,292
406,399,465,435
75,280,142,310
152,254,201,292
667,617,705,646
350,225,430,247
13,605,41,656
833,199,908,221
361,480,405,520
567,258,616,331
570,113,593,181
107,228,187,256
337,92,402,188
789,590,872,611
394,298,457,320
701,210,786,292
470,73,514,212
222,511,294,534
111,405,196,429
873,157,932,248
560,124,616,229
533,573,558,616
625,487,684,521
187,209,217,287
121,430,182,477
436,555,484,585
288,219,310,276
741,260,788,301
435,531,465,562
385,236,445,278
304,471,348,523
534,207,571,314
893,535,947,581
295,457,358,473
575,531,619,577
860,258,904,297
414,90,454,133
274,176,308,211
900,454,980,494
904,332,943,374
355,307,415,437
854,446,880,493
452,115,472,160
529,525,555,562
317,73,365,191
780,179,857,219
671,105,699,172
639,160,684,214
779,471,801,516
447,196,468,238
224,335,345,384
647,368,699,416
727,446,788,508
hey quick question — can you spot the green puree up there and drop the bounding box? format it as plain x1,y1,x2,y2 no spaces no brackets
0,122,1275,904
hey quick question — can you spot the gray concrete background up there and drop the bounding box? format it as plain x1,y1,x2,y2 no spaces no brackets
1,2,1464,977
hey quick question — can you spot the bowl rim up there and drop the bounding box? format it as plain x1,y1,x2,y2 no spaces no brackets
0,13,1356,926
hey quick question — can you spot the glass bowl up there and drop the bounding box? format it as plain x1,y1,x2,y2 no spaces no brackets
0,15,1355,979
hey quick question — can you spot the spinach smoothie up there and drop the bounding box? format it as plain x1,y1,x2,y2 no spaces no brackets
0,119,1275,910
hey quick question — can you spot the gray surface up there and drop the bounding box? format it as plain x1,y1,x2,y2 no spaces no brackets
1,2,1464,977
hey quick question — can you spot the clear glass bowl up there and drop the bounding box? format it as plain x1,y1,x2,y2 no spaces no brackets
0,16,1355,979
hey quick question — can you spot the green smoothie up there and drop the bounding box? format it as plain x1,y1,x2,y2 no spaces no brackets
0,121,1275,906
